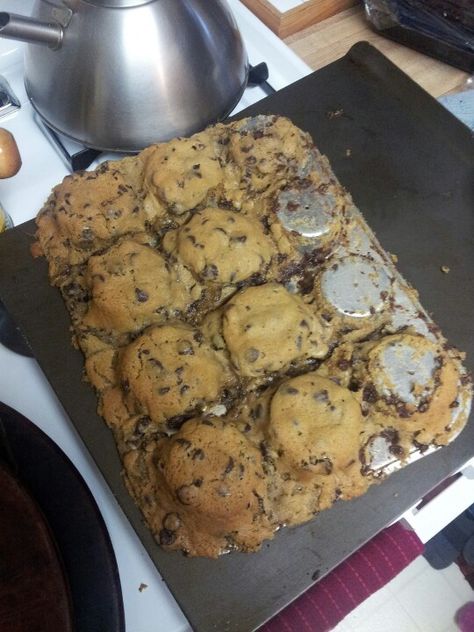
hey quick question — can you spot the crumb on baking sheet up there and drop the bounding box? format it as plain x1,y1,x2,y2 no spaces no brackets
345,148,352,157
389,252,398,264
441,265,450,274
139,583,148,592
327,108,344,119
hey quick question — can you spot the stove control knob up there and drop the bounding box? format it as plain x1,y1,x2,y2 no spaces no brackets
0,128,21,179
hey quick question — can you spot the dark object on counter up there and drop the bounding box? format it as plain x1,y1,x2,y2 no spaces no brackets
0,460,74,632
365,0,474,72
0,403,125,632
0,42,472,632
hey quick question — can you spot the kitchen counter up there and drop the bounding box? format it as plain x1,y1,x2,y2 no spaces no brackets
284,5,470,98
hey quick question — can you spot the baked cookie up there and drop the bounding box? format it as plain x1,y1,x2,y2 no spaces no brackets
266,374,363,475
118,323,237,431
79,239,203,338
123,418,274,557
224,115,314,200
35,163,151,281
162,206,275,287
203,283,332,379
143,130,225,219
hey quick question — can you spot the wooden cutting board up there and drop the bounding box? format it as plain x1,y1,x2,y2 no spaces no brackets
240,0,358,38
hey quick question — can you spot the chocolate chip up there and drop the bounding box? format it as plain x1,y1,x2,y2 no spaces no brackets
313,389,329,402
192,448,205,460
176,438,191,448
202,263,219,280
245,347,260,363
362,384,378,403
176,485,197,505
148,357,164,370
389,444,405,457
250,404,263,420
295,335,303,351
286,387,299,395
417,399,429,413
135,288,149,302
135,416,151,435
159,528,176,546
158,386,170,395
224,457,235,475
167,414,188,431
193,331,204,344
177,340,194,356
337,358,351,370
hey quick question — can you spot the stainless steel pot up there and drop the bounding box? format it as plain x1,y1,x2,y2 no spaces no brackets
0,0,248,151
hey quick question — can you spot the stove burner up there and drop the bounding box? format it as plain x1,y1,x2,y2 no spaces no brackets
35,62,275,173
0,75,20,121
248,62,274,96
35,114,101,173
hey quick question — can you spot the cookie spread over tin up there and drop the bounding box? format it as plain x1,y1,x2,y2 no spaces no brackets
33,115,472,558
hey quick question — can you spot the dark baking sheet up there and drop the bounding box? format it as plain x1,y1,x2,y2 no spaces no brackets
0,42,473,632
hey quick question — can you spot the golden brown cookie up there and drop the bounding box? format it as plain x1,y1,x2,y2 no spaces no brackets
35,164,151,281
143,131,225,217
203,283,332,379
225,115,314,198
79,239,202,337
118,323,237,431
162,206,275,286
123,418,274,557
267,373,364,476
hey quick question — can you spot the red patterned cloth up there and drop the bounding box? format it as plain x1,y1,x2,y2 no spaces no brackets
260,522,424,632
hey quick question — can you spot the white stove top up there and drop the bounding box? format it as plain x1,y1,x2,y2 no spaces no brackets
0,2,310,630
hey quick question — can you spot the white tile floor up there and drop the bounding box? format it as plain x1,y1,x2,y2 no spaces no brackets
333,556,474,631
